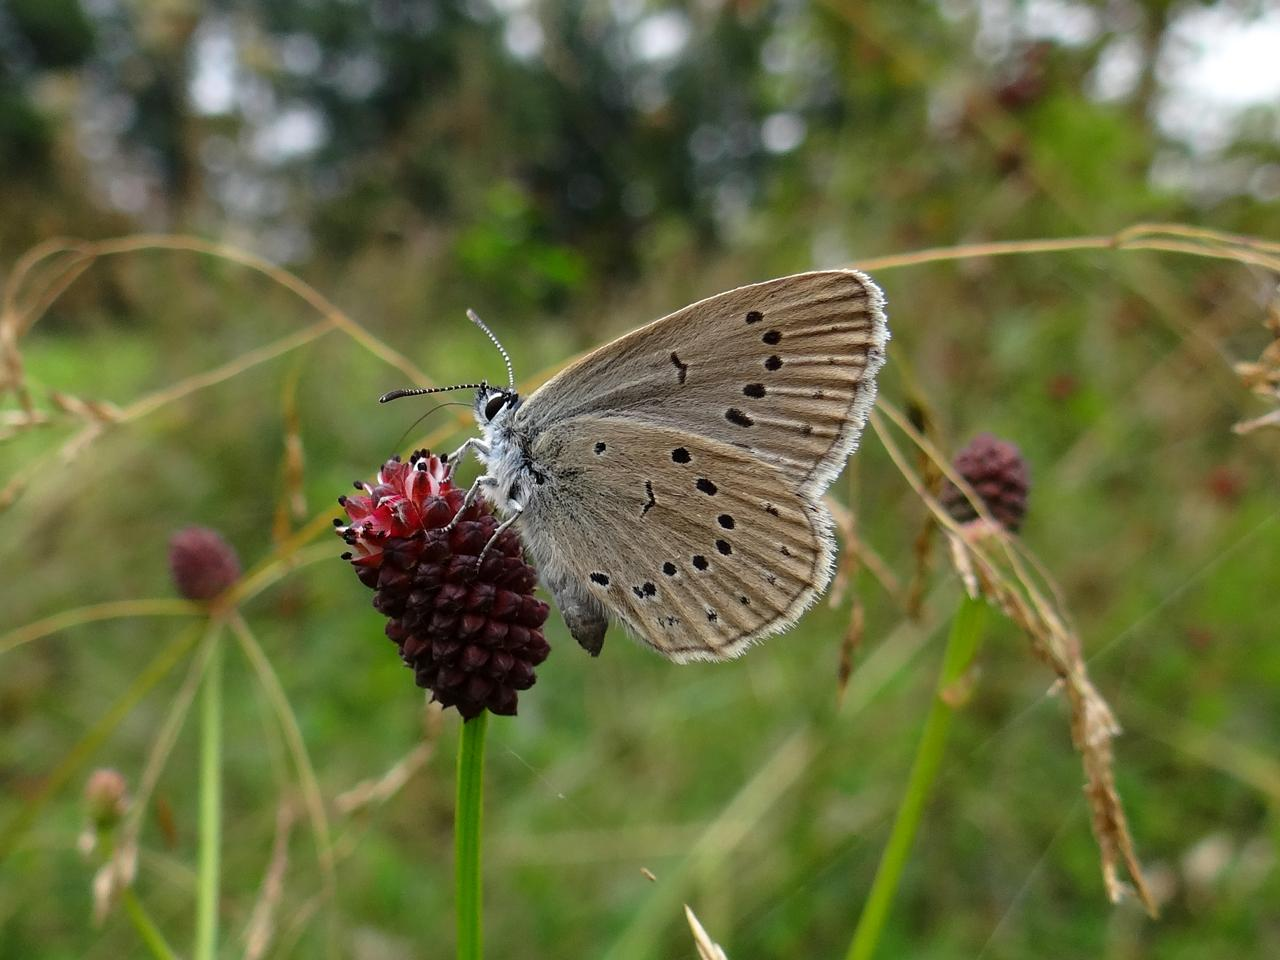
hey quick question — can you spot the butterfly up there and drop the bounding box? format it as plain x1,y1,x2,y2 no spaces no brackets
381,270,888,662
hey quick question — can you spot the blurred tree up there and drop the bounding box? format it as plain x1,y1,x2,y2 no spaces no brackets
0,0,1275,297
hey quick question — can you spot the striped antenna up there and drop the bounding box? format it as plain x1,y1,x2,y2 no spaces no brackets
466,310,515,389
379,382,487,404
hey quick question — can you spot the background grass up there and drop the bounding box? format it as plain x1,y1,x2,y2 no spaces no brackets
3,2,1280,958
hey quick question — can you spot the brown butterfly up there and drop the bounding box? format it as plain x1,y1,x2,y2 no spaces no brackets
382,270,888,661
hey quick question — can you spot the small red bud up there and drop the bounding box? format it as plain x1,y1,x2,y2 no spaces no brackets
84,769,129,831
939,433,1031,532
169,527,241,600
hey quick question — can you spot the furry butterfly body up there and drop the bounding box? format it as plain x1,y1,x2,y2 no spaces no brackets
421,270,887,662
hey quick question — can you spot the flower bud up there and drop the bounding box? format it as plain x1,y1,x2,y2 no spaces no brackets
169,527,241,600
84,769,128,832
939,433,1030,532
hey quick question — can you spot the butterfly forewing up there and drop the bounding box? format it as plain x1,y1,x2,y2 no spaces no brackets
526,419,836,661
517,270,887,497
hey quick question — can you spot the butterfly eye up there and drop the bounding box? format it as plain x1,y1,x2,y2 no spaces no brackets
484,392,509,421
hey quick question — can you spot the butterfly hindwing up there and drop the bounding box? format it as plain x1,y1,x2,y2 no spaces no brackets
520,418,836,661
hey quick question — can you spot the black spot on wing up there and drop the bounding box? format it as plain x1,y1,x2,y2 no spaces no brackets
670,352,688,384
590,572,610,586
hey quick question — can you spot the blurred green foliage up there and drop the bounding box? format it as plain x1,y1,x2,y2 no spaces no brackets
2,1,1279,958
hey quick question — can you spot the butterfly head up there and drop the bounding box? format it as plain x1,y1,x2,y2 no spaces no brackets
475,382,521,426
378,307,521,424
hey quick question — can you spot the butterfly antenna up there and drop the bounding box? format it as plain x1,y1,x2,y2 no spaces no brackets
378,382,487,404
466,309,515,389
391,400,471,451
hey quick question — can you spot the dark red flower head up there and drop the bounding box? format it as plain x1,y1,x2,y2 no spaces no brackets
336,451,550,719
169,527,241,601
939,433,1030,533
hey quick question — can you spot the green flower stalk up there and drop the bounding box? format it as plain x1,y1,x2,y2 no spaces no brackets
338,451,555,959
848,432,1029,960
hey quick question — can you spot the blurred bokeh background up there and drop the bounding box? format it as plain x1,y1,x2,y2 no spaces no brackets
2,1,1279,957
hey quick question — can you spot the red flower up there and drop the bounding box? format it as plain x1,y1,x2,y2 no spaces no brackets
337,451,550,719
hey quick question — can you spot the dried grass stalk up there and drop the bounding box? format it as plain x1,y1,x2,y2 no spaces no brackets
685,905,730,960
876,399,1157,916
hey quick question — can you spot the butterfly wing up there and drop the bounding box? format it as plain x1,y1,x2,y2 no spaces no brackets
516,270,887,499
521,418,837,662
508,270,886,661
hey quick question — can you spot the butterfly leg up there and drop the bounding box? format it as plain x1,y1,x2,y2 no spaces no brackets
477,499,523,566
441,474,498,533
444,437,490,478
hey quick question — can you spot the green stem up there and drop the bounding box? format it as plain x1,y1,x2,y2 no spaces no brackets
121,887,179,960
455,713,489,960
846,594,988,960
194,632,223,960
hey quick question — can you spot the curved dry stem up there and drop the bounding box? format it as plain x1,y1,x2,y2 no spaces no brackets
0,598,199,657
2,235,429,384
120,321,331,423
857,235,1114,272
855,223,1280,276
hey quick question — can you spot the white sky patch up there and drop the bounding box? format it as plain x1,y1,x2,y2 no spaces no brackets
504,12,544,61
1022,0,1098,46
189,19,238,116
632,10,691,62
250,105,327,163
974,0,1101,59
761,112,806,154
1087,33,1142,102
1157,5,1280,153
